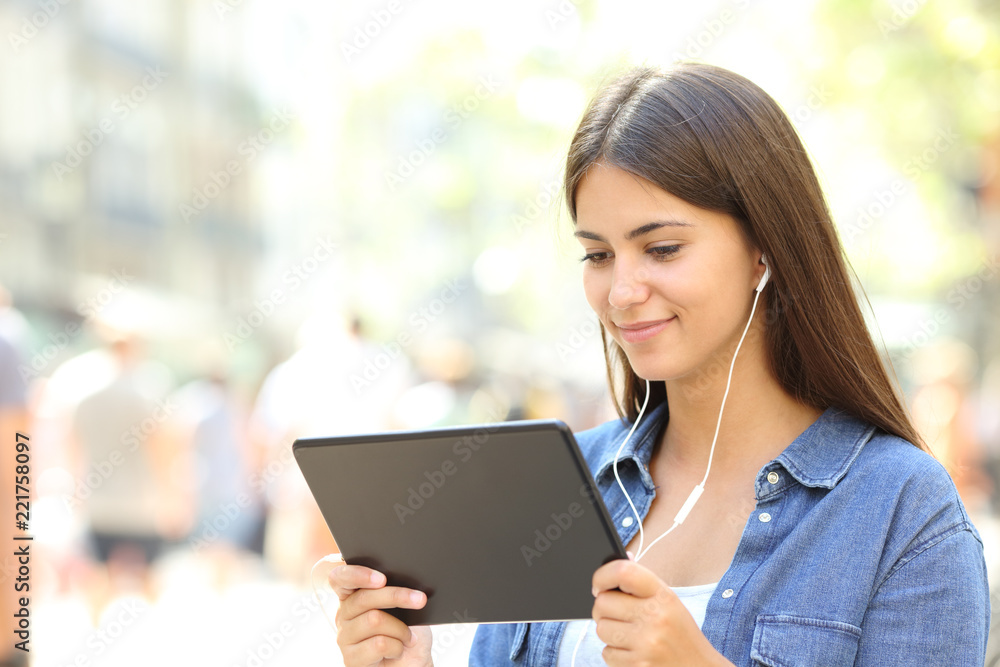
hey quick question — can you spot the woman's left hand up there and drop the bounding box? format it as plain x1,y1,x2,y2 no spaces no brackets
591,559,733,667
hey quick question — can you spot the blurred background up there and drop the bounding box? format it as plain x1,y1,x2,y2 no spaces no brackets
0,0,998,664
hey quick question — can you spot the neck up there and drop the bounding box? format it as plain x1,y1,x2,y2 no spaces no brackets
660,330,821,479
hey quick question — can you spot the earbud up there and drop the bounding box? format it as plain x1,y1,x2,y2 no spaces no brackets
755,254,771,293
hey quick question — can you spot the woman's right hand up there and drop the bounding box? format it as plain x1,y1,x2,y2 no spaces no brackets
330,564,433,667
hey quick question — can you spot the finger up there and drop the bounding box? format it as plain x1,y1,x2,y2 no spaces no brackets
601,644,633,667
594,586,685,639
593,617,636,650
337,606,415,652
592,559,659,598
329,565,387,600
339,586,427,623
340,631,406,667
592,589,643,622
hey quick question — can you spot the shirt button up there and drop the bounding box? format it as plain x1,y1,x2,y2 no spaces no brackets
767,471,779,484
622,517,634,527
759,513,772,523
721,589,734,598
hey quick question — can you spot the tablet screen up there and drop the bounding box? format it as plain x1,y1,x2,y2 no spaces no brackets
293,420,627,625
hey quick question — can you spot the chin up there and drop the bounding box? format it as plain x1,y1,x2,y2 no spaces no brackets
624,339,711,381
622,356,686,384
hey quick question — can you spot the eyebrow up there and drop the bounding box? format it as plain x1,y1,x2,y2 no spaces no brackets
573,220,693,243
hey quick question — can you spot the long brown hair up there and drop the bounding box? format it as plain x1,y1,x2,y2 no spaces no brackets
564,63,927,451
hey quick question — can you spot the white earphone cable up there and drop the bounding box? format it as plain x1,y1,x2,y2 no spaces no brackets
636,286,763,560
310,553,344,632
560,259,765,667
612,376,652,558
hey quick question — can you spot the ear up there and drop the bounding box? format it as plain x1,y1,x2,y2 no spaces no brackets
754,253,771,293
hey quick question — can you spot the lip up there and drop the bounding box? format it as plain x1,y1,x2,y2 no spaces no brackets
614,318,675,344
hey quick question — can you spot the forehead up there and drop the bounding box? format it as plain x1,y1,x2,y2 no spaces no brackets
576,165,680,217
574,164,741,240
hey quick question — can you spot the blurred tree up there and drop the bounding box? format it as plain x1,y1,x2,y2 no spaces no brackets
813,0,1000,292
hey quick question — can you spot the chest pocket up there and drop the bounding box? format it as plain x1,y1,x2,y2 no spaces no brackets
751,614,861,667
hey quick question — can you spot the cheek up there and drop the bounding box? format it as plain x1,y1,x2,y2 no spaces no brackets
582,270,609,315
644,262,699,313
679,273,747,335
663,251,733,311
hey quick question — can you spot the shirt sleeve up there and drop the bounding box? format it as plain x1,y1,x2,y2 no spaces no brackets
854,525,989,665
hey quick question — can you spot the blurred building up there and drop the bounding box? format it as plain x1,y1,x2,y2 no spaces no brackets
0,0,273,328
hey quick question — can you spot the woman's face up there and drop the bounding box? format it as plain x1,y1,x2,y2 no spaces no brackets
574,164,765,384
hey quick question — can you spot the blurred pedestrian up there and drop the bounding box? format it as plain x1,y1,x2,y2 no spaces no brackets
910,338,992,511
0,332,29,667
167,342,265,560
63,332,177,604
249,311,413,581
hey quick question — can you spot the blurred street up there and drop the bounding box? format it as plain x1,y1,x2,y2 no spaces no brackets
1,0,999,664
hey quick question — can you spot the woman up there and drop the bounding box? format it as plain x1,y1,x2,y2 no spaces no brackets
330,63,990,665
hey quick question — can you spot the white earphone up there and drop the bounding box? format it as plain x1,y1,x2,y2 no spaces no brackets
756,253,771,293
612,251,772,560
573,259,772,665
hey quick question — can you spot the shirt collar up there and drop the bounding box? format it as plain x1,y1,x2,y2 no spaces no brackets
774,406,877,489
593,401,669,485
592,402,876,491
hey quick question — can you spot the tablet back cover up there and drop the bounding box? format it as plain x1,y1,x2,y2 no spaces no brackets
293,420,626,625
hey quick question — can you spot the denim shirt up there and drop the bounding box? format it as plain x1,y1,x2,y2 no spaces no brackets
469,403,990,666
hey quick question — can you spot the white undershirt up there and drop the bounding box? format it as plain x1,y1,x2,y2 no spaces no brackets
555,581,719,666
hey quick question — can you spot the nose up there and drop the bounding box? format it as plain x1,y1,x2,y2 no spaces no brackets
608,260,651,310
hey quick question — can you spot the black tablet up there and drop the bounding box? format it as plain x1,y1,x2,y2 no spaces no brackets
292,419,627,625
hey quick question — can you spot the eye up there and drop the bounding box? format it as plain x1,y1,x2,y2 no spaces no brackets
649,245,680,260
580,251,612,267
